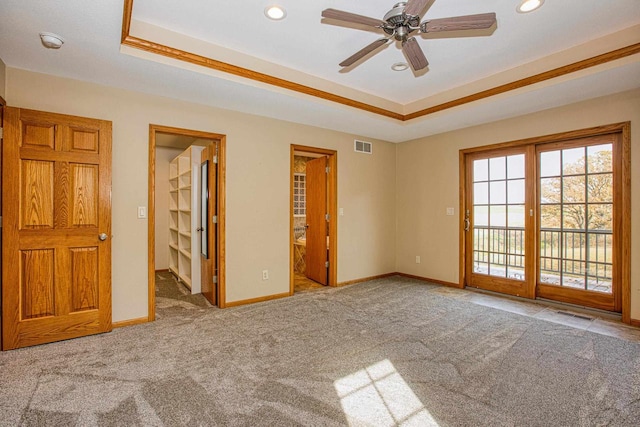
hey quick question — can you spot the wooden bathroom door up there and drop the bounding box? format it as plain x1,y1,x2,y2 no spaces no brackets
305,156,328,285
2,107,112,350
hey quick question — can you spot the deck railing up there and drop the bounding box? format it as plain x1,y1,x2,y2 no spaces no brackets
473,226,612,290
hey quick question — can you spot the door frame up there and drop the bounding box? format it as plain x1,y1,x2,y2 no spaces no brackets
148,124,227,320
459,122,631,323
290,144,338,293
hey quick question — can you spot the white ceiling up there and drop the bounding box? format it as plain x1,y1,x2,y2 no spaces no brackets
1,0,639,143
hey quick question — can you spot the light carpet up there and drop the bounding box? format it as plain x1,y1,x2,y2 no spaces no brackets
1,275,639,426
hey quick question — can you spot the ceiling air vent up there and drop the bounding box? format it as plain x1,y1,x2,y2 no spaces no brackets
354,140,372,154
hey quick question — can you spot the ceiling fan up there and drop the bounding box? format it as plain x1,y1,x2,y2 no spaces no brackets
321,0,497,72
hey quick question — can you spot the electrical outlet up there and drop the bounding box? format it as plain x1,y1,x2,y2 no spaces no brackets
415,256,421,264
262,270,269,280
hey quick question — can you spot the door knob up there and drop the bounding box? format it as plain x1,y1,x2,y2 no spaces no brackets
99,233,108,241
196,227,204,232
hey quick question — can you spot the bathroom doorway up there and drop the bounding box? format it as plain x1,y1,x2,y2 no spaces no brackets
290,145,337,294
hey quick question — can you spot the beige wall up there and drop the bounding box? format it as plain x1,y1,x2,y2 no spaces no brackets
0,57,6,100
155,146,183,270
396,89,640,320
6,68,397,322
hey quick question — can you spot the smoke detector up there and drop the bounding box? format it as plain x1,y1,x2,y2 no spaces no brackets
39,32,64,49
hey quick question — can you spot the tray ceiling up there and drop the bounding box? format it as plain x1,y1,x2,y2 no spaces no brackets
1,0,639,142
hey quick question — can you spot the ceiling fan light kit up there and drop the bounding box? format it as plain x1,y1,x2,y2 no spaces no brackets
322,0,497,74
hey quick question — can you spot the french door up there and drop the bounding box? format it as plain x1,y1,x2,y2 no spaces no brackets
463,126,628,314
465,147,535,299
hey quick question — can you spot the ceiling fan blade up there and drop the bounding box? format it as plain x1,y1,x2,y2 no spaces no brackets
402,37,429,71
322,8,385,28
404,0,431,17
422,12,497,33
339,38,389,67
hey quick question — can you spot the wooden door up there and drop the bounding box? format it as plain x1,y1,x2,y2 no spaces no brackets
305,156,328,285
464,147,535,299
200,143,217,305
535,135,621,312
2,107,112,350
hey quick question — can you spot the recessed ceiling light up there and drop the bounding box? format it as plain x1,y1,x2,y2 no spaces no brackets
391,62,409,71
39,32,64,49
517,0,544,13
264,5,286,20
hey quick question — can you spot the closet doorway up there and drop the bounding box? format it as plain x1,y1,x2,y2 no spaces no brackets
148,125,226,321
290,145,338,294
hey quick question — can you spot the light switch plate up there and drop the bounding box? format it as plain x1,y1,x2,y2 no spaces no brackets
446,207,455,216
339,208,344,216
138,206,147,219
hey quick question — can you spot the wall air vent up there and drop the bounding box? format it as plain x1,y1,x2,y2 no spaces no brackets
354,140,372,154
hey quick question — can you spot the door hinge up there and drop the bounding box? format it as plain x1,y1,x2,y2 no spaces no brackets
325,261,329,268
325,213,330,221
213,275,218,284
325,166,330,173
213,155,218,164
212,215,218,224
0,127,3,139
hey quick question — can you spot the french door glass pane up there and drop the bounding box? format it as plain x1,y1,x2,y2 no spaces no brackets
538,143,613,293
473,153,525,280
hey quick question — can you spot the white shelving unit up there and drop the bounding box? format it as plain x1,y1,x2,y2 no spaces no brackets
168,145,204,293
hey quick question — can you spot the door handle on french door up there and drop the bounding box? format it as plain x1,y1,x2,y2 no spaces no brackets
196,227,204,232
99,233,108,241
464,209,470,232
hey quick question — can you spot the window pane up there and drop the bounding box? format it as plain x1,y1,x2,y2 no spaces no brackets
562,231,586,261
474,228,489,252
540,178,561,203
490,181,506,204
563,205,585,229
562,260,586,289
474,205,488,226
474,182,488,205
541,205,561,229
540,151,560,177
588,204,612,230
563,147,585,175
587,144,612,173
588,233,613,264
474,159,488,182
507,179,525,204
507,205,525,227
490,205,506,227
489,157,506,180
563,176,586,203
507,154,525,179
587,174,612,203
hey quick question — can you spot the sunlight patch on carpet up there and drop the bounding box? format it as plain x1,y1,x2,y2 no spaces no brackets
334,359,439,426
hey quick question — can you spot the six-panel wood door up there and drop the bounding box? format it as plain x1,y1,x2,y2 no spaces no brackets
305,156,328,286
2,107,112,350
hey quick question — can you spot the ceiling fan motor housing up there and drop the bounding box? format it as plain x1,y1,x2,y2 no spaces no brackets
383,2,421,40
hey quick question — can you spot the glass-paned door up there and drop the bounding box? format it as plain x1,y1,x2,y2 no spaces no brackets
537,136,619,311
465,148,534,298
